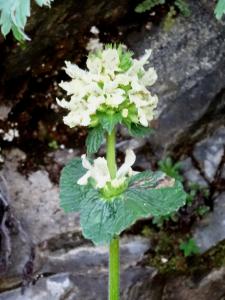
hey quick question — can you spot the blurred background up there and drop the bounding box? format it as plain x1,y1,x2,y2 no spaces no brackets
0,0,225,299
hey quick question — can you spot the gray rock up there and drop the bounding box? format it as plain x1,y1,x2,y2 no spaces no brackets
0,273,73,300
0,149,154,298
162,267,225,300
0,149,81,289
0,266,155,300
181,157,208,187
193,193,225,253
193,126,225,182
126,0,225,156
0,236,154,300
0,104,12,121
40,236,150,275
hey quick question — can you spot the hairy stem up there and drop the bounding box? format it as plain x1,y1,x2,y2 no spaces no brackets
106,128,117,179
109,236,120,300
106,128,120,300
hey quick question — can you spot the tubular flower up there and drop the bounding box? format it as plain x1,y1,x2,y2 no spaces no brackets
77,149,136,190
57,45,158,129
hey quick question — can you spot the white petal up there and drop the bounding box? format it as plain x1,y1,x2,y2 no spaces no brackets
77,171,91,185
140,67,158,86
139,49,152,66
64,61,87,80
90,157,110,188
117,149,136,178
81,154,92,170
56,98,70,109
87,56,102,74
102,49,120,74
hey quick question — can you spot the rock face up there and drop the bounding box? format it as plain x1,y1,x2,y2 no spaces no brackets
1,0,225,299
194,193,225,253
161,267,225,300
0,148,155,299
125,0,225,156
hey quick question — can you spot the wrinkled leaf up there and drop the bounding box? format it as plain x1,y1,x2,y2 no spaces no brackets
59,158,89,212
60,160,187,245
86,126,105,154
81,171,186,244
128,123,152,137
99,112,122,133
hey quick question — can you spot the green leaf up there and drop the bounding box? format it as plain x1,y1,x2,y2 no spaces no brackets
0,0,30,41
158,157,183,181
59,159,186,245
82,172,186,244
59,158,85,212
179,238,200,257
215,0,225,20
86,126,105,154
174,0,190,17
99,113,122,133
128,123,152,137
135,0,165,13
0,0,54,41
118,47,133,72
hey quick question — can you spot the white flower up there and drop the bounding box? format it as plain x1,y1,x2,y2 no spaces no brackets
86,38,103,52
140,67,158,87
87,56,102,75
78,156,110,188
102,48,120,75
57,45,158,129
77,149,136,189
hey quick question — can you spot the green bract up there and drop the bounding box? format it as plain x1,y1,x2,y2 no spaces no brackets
60,158,187,245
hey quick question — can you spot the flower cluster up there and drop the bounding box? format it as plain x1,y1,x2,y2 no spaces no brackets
78,149,136,194
57,45,158,129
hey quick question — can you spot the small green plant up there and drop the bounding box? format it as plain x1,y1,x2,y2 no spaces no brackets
196,205,210,217
163,6,177,31
174,0,190,17
158,156,183,181
135,0,190,16
136,0,224,20
179,238,200,257
135,0,165,13
48,140,59,150
57,44,186,300
152,212,178,227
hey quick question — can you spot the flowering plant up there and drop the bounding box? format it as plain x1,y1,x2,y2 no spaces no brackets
58,45,186,300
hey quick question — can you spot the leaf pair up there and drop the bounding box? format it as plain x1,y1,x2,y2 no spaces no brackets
86,117,152,154
60,158,187,245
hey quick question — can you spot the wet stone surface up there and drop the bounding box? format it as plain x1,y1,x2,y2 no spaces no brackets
192,127,225,183
194,193,225,253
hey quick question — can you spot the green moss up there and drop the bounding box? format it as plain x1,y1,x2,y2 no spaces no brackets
145,229,225,275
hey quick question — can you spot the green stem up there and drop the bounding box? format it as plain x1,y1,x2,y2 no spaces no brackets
106,128,120,300
106,128,117,179
109,237,120,300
